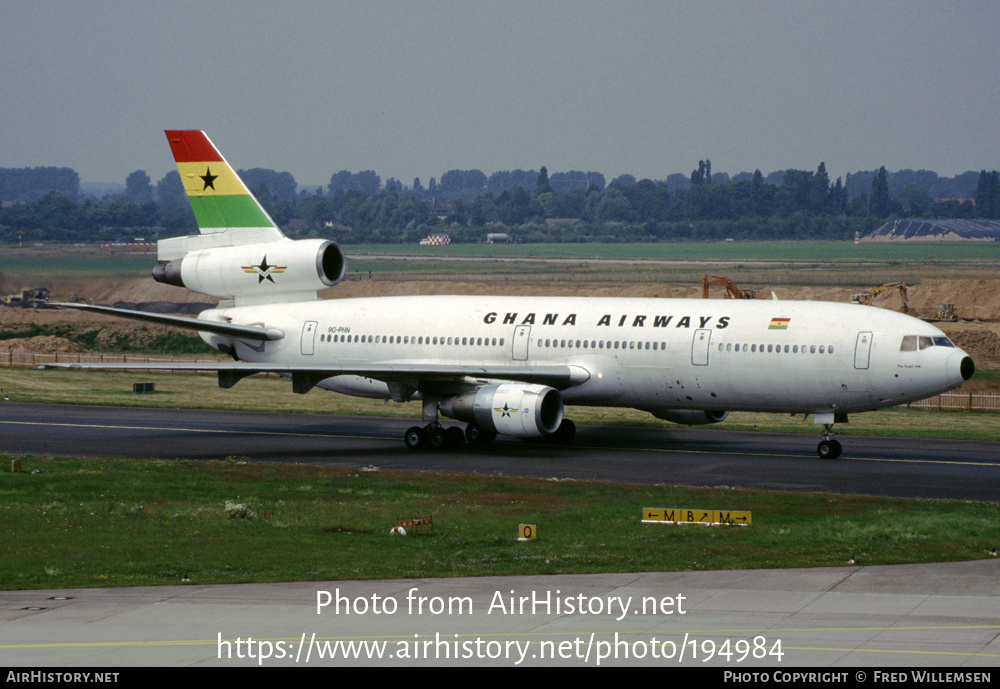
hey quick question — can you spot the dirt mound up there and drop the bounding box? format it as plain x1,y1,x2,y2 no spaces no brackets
903,280,999,322
0,335,88,354
947,329,1000,365
43,278,215,305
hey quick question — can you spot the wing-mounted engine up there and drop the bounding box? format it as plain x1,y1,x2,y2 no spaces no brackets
647,409,729,425
440,383,564,438
153,238,346,305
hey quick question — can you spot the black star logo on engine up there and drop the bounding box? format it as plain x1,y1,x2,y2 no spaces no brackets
241,255,287,284
200,167,218,191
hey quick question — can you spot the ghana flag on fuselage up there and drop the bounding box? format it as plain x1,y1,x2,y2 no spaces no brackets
165,130,276,233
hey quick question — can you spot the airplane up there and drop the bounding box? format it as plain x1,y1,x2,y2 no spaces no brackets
48,130,975,459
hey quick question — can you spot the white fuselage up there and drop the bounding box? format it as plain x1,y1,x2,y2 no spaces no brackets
202,295,970,418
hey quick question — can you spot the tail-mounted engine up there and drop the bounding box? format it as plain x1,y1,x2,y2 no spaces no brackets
153,239,346,303
440,383,564,438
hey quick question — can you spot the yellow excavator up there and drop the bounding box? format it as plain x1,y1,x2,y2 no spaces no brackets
701,274,766,300
850,281,909,313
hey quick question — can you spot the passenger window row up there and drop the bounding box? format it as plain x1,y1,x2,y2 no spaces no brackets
536,338,667,351
320,333,506,347
719,343,836,354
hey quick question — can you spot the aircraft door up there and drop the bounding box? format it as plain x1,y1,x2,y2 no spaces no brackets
854,331,872,369
512,325,531,361
692,329,711,366
301,320,318,356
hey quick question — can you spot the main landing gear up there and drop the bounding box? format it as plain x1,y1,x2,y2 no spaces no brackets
404,424,469,451
403,419,576,452
403,420,576,451
404,399,478,451
403,399,576,451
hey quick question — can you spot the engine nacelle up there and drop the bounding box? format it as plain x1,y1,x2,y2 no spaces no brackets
153,239,346,300
648,409,729,425
440,384,564,438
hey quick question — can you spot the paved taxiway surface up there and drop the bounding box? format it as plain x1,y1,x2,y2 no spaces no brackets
1,402,998,500
3,402,998,667
3,561,999,666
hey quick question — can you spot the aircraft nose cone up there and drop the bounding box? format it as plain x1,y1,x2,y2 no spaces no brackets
949,350,974,384
960,355,975,381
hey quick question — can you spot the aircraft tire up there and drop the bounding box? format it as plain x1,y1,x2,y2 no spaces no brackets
445,426,465,450
552,419,576,443
427,427,448,451
817,439,842,459
404,426,426,451
465,424,496,445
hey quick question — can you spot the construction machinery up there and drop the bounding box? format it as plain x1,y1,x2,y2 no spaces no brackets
1,287,52,309
924,303,958,322
701,274,766,300
850,281,909,313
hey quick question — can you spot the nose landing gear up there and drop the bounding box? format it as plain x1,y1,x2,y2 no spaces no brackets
817,423,842,459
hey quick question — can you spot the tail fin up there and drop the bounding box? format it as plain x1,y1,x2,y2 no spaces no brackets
166,130,283,236
154,130,346,305
159,130,285,259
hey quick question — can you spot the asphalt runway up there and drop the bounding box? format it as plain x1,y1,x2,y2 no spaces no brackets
1,401,998,500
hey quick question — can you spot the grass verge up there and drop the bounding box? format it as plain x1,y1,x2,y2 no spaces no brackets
3,455,998,590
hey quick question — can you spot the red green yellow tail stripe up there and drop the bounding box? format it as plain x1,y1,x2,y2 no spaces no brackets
165,130,276,231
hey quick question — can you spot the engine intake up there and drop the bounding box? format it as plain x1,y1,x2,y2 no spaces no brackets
440,384,563,438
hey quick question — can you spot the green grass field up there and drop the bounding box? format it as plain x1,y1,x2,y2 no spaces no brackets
346,241,1000,262
4,241,1000,283
3,455,998,589
0,251,155,280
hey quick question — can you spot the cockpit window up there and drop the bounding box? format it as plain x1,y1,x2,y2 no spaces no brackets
900,335,955,351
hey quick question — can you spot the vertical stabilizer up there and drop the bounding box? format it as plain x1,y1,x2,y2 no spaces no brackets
166,130,281,234
159,131,285,260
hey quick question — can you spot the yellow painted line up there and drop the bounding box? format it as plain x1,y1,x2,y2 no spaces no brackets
0,419,380,441
782,646,1000,658
1,639,217,649
572,441,998,468
4,625,998,658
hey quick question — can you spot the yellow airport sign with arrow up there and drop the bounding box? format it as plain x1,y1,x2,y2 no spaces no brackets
642,508,751,526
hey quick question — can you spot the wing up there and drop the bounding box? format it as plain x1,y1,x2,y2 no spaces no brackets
50,302,283,341
41,360,590,396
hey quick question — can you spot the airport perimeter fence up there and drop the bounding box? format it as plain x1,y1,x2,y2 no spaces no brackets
904,392,1000,413
3,350,999,412
0,350,217,370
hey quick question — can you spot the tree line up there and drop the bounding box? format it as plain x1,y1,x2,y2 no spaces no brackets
1,162,997,245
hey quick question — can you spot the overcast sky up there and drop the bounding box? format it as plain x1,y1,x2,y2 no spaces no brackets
3,1,998,188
